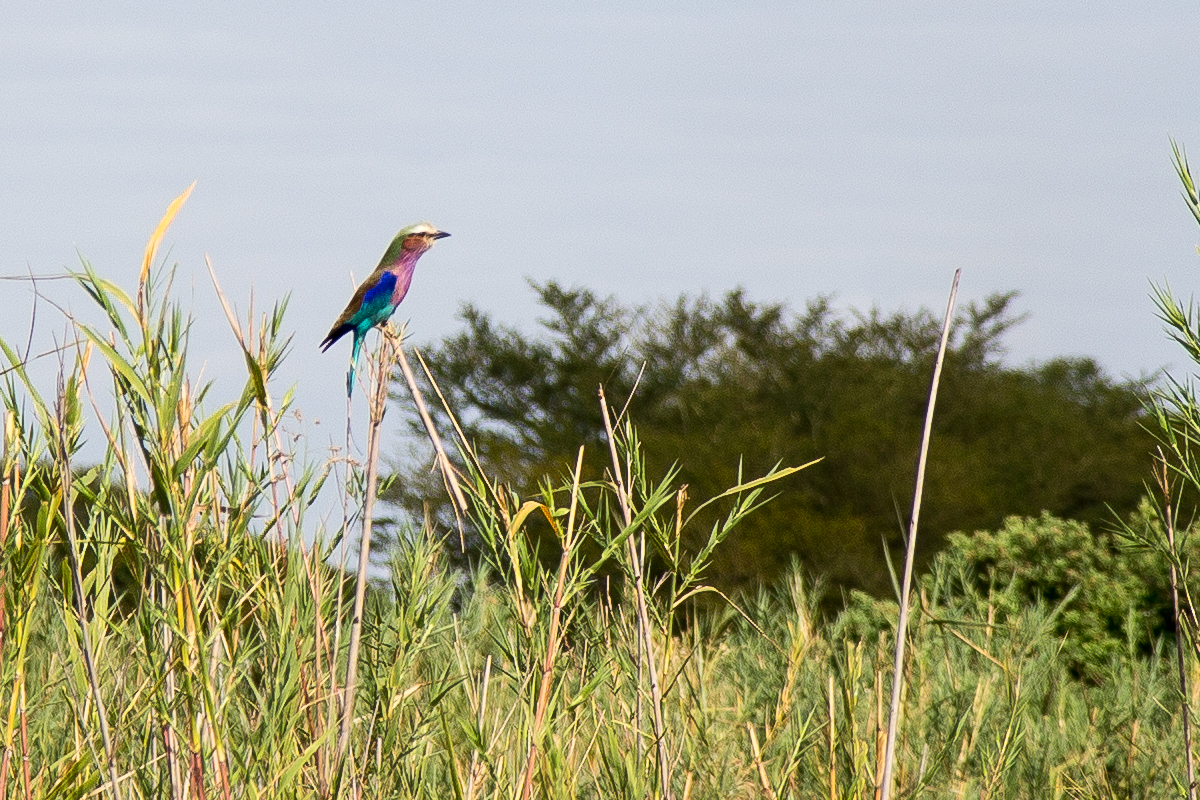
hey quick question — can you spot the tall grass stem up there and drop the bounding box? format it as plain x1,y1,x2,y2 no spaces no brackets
0,410,10,800
519,446,586,800
337,329,395,766
879,268,960,800
396,345,468,520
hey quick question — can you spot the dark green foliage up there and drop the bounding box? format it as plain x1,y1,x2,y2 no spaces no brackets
836,507,1197,680
393,282,1154,601
943,509,1182,676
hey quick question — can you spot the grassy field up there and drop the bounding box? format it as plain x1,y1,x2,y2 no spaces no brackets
0,194,1195,800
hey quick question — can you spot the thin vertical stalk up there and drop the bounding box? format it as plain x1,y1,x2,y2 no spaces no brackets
879,269,960,800
337,330,395,763
1155,450,1196,800
519,446,585,800
17,683,28,800
599,386,672,800
0,411,10,800
874,670,885,796
56,378,124,800
0,411,10,649
395,345,468,517
747,724,776,800
827,674,837,800
464,654,492,800
161,581,183,800
323,375,355,794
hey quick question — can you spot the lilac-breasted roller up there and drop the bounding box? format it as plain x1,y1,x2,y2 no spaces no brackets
320,222,450,396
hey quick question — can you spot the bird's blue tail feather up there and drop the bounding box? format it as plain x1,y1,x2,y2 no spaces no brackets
347,332,365,398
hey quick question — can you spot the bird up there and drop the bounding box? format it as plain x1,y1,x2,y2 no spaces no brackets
321,222,450,396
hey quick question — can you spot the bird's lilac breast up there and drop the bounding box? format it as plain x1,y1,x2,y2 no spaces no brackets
388,262,417,306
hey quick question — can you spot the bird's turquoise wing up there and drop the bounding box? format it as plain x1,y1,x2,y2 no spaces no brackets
355,271,400,329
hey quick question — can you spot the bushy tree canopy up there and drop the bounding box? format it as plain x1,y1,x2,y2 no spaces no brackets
392,282,1154,600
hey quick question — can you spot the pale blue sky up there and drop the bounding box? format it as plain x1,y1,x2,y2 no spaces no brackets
4,3,1200,471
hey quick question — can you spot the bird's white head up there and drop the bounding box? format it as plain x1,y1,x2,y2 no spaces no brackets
401,221,447,237
380,221,451,265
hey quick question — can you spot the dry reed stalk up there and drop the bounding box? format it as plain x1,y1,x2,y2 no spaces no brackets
337,329,396,765
879,269,960,800
412,348,496,501
1155,449,1196,800
519,447,585,800
747,723,776,800
599,386,672,800
395,345,468,519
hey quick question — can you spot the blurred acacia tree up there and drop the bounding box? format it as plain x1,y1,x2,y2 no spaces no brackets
387,282,1153,600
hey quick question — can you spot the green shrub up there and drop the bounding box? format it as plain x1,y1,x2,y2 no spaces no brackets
940,506,1183,677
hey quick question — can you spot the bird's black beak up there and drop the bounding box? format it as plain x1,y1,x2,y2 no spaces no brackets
433,231,451,239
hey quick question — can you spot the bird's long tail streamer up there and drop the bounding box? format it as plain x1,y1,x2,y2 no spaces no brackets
347,332,366,398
